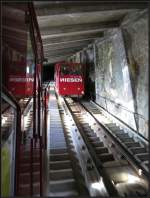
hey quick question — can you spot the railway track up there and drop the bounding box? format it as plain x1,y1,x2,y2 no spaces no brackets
81,101,149,178
62,97,149,197
47,88,148,197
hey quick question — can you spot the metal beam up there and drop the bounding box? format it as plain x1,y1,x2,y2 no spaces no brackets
43,40,91,51
34,2,146,16
44,44,88,53
42,32,103,45
40,21,119,36
37,11,131,29
47,56,70,63
41,29,104,40
44,47,83,57
43,39,93,47
46,51,77,59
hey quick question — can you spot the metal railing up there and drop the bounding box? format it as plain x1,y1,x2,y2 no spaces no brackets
95,93,148,141
22,98,32,116
96,93,146,121
43,81,51,149
2,86,22,196
2,86,45,196
39,136,43,195
30,137,43,196
30,138,33,196
28,2,45,195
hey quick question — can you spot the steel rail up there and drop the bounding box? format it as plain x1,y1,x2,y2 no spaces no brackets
81,101,149,179
30,138,33,196
56,94,89,196
64,98,119,197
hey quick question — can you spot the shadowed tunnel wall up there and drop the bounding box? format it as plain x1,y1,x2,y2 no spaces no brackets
69,11,148,139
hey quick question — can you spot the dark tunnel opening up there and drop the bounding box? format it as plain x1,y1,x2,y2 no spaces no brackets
42,63,54,82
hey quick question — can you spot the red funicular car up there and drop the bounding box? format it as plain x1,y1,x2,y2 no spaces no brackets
55,62,85,97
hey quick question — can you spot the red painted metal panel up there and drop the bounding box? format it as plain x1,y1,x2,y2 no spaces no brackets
58,75,84,96
8,74,34,96
55,62,85,96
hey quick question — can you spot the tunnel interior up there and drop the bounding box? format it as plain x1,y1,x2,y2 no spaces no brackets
1,2,149,197
34,1,148,140
43,63,54,82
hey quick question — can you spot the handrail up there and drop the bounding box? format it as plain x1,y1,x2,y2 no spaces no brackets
30,138,33,196
42,81,51,149
28,4,44,196
92,100,148,143
2,86,20,110
28,2,44,62
2,85,22,196
38,80,41,138
28,2,39,139
22,98,32,115
2,103,11,114
44,89,47,149
39,136,43,196
30,137,43,196
64,98,119,197
96,93,147,121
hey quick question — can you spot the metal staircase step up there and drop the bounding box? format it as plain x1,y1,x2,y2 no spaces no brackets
92,141,104,147
88,136,99,142
49,178,76,193
95,147,109,154
119,137,134,143
50,169,74,180
99,153,115,163
86,132,97,137
135,153,149,162
125,142,140,148
48,190,78,197
50,160,72,170
50,153,70,161
130,147,147,154
50,148,68,155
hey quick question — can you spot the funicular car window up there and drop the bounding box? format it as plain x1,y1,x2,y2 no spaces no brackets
61,64,70,75
61,64,82,75
70,64,82,75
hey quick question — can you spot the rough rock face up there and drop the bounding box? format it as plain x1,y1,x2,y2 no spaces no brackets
94,29,136,133
122,12,148,139
69,11,148,139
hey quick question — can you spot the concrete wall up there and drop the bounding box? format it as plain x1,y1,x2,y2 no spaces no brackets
121,11,148,139
94,29,137,131
69,11,148,139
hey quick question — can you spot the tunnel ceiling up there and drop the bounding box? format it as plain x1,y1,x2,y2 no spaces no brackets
34,1,146,64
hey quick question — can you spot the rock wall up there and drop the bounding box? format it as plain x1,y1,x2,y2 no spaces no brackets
94,29,136,131
68,11,148,139
121,11,148,138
